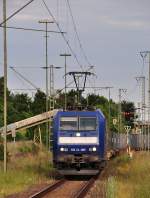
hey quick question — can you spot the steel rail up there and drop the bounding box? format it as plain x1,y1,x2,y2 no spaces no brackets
29,179,66,198
72,174,99,198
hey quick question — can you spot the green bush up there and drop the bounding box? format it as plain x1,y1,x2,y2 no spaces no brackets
18,142,39,155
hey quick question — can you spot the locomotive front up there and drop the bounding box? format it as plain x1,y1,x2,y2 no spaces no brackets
52,110,106,175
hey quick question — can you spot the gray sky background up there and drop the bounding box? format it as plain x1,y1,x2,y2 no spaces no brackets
0,0,150,107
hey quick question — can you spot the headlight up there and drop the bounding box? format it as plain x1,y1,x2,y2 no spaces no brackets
76,133,81,137
60,147,64,151
92,147,97,152
89,147,97,152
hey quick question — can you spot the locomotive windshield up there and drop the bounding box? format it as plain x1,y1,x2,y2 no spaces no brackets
79,117,97,131
59,116,97,131
60,117,78,130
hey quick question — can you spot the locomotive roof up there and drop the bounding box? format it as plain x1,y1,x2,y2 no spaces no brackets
56,109,105,119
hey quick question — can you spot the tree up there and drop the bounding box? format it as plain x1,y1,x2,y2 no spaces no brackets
9,93,33,122
0,76,12,126
31,90,46,114
88,94,108,106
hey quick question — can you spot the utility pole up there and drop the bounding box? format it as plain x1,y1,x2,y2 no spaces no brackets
118,89,127,133
3,0,7,173
39,20,54,149
60,53,71,111
49,65,62,110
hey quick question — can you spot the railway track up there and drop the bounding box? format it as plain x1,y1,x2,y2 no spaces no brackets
72,174,99,198
30,174,99,198
29,179,65,198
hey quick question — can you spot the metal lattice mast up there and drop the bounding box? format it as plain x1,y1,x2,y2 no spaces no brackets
136,76,146,150
140,51,150,121
33,126,42,146
142,77,146,122
118,89,121,133
49,65,54,110
118,89,127,133
136,76,146,122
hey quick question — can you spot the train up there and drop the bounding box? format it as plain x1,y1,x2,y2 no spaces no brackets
52,108,107,175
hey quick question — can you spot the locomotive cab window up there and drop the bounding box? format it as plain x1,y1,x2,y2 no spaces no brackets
79,117,97,131
60,117,78,130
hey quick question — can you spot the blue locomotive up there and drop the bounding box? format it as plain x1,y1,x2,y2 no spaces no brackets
52,109,106,175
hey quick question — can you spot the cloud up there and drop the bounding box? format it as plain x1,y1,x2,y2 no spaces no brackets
99,16,150,30
12,13,40,22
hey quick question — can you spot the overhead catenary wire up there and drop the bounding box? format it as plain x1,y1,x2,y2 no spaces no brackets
66,0,92,66
42,0,96,92
0,0,36,26
10,67,40,91
11,71,33,90
41,0,84,71
0,25,65,34
7,66,93,98
0,0,96,94
66,0,96,90
7,66,44,68
0,0,96,97
11,88,37,91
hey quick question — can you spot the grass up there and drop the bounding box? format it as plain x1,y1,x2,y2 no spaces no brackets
1,143,150,198
106,176,117,198
107,152,150,198
90,152,150,198
0,141,54,198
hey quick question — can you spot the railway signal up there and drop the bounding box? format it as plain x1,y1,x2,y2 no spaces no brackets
123,112,135,128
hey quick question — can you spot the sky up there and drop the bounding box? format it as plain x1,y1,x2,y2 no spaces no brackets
0,0,150,109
